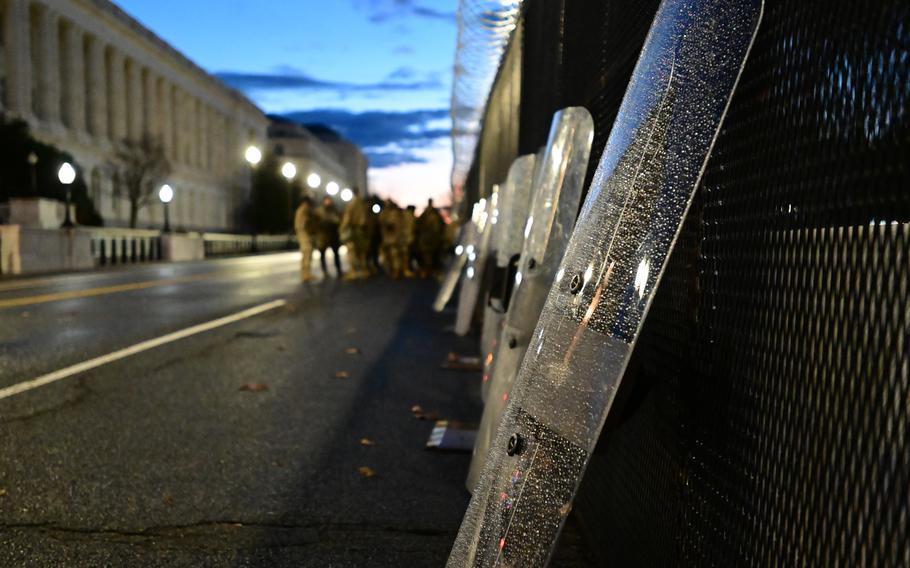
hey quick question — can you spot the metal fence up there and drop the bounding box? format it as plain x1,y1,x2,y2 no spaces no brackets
470,0,910,564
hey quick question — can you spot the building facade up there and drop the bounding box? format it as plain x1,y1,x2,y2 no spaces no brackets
268,118,368,202
0,0,269,231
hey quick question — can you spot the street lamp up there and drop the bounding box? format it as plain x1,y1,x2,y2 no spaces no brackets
27,152,38,194
281,163,298,235
306,172,321,189
159,184,174,232
281,162,297,180
340,188,354,203
58,162,76,228
244,145,262,166
372,203,382,214
326,181,339,196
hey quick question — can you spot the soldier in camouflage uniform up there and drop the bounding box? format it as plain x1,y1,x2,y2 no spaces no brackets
294,196,317,281
339,188,370,279
399,205,417,278
415,199,445,278
379,199,404,278
314,196,343,278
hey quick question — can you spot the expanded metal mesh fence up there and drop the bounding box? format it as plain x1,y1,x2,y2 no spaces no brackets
471,0,910,564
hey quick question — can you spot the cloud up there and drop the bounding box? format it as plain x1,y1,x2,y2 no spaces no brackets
354,0,456,23
281,108,451,168
216,69,442,94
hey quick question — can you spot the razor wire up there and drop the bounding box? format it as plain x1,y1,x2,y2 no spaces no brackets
450,0,524,209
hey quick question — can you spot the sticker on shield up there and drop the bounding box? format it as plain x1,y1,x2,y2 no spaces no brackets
467,107,594,492
448,0,763,565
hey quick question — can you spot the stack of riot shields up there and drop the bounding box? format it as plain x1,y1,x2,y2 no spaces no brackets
447,0,763,564
467,107,594,492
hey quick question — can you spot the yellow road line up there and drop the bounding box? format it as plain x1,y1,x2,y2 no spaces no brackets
0,273,213,309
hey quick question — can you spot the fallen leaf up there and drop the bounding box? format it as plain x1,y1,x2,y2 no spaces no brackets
334,371,351,379
358,466,376,478
273,461,287,468
162,494,174,506
20,312,30,319
0,488,7,497
345,347,361,355
239,383,269,392
276,345,287,352
359,438,376,446
559,502,573,517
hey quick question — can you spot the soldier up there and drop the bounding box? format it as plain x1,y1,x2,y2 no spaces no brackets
367,197,383,275
315,196,343,278
293,196,317,281
339,187,370,279
379,199,403,278
399,205,418,278
416,198,445,278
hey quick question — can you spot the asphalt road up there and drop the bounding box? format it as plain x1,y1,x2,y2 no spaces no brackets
0,253,485,566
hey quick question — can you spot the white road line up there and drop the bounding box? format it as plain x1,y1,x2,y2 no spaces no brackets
0,299,287,401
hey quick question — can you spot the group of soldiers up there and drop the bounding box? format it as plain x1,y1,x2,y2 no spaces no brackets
293,189,447,281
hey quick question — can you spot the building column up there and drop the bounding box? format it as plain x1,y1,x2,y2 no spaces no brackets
61,22,85,133
35,7,60,124
143,69,157,140
107,49,127,142
198,102,208,170
5,0,32,117
126,59,143,140
158,78,173,160
85,36,107,138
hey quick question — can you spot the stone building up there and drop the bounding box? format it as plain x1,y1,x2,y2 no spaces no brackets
267,117,368,202
0,0,269,231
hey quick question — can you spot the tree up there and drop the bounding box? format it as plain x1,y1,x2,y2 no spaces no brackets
113,135,171,228
0,115,102,225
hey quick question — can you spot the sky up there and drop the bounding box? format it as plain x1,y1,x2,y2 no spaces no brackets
115,0,457,207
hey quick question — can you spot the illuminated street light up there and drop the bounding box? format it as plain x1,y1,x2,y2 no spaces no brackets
372,203,381,214
244,145,262,166
326,181,340,196
340,188,354,202
281,162,297,180
159,184,174,232
307,172,321,189
58,162,76,228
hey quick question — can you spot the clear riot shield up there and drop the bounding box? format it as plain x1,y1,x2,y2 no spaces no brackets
455,188,499,336
435,200,485,312
447,0,763,565
467,107,594,492
480,155,538,402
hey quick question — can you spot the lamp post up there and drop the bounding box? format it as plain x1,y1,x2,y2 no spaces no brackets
326,181,339,196
340,187,354,203
307,172,321,190
282,162,297,234
27,152,38,194
244,145,261,250
58,162,76,228
159,184,174,232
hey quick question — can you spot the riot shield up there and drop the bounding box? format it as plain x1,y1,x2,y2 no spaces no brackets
467,107,594,492
480,155,538,402
447,0,763,565
455,188,499,336
434,200,486,312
